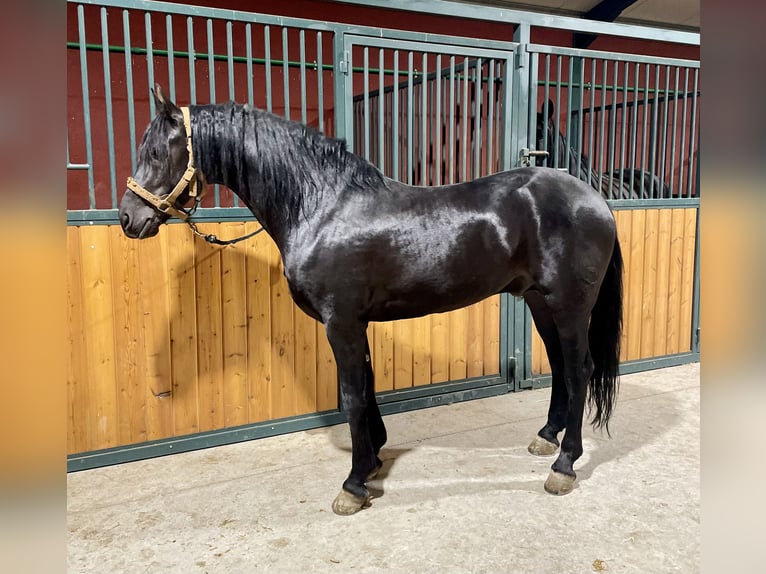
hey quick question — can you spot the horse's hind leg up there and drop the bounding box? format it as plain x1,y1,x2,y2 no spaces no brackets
364,339,386,477
325,320,380,515
544,309,594,495
524,292,566,457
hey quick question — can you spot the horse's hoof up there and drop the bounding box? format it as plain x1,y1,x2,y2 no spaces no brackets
544,471,575,495
528,435,559,456
331,489,370,516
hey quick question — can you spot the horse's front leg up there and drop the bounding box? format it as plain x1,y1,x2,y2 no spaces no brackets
326,320,380,515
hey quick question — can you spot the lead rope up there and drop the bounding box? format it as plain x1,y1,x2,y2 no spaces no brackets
186,218,265,246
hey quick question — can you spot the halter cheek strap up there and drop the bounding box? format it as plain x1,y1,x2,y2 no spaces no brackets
126,106,206,221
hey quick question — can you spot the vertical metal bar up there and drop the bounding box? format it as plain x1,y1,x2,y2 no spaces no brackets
669,66,680,196
407,51,414,185
421,52,428,184
300,30,307,125
486,58,494,176
527,53,538,158
317,32,324,133
100,7,118,207
543,54,550,167
677,68,689,195
77,5,95,208
187,17,196,105
576,58,584,180
461,57,469,181
587,59,595,186
597,58,606,192
265,26,272,112
449,55,455,184
246,25,254,105
146,12,156,115
686,68,699,198
166,15,176,102
393,50,399,180
363,46,370,160
226,21,235,100
660,65,671,198
630,62,639,186
554,55,561,169
378,48,385,172
639,63,650,199
206,19,216,103
123,10,137,174
691,207,701,353
282,27,290,119
566,56,573,174
618,61,629,192
608,60,618,197
435,54,442,184
648,64,660,198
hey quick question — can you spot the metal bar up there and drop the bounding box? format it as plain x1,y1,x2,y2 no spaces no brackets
587,58,595,186
648,64,660,198
226,21,235,100
597,58,606,191
165,15,176,102
629,62,639,186
435,54,442,184
554,55,561,169
686,68,699,198
206,18,219,206
422,52,429,184
669,67,679,196
282,27,290,119
145,12,156,115
618,61,628,193
566,56,573,173
677,68,688,196
393,50,399,180
527,53,538,158
461,56,468,181
407,51,414,185
363,46,370,160
659,65,671,198
100,7,118,208
122,10,137,174
317,32,324,133
264,26,272,112
376,47,384,171
526,43,699,66
300,30,307,125
245,25,254,105
473,57,481,178
486,58,494,175
187,17,196,104
639,63,650,199
448,55,455,184
608,60,618,197
77,5,95,208
543,54,550,167
576,58,584,180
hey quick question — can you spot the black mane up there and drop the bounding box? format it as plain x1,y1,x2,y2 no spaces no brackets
190,102,384,228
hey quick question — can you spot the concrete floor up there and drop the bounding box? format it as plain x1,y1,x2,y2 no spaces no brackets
68,363,699,573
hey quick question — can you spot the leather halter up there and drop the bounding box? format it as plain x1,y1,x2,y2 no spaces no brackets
126,107,205,221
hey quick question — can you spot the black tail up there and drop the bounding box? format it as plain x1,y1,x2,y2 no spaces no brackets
587,237,623,434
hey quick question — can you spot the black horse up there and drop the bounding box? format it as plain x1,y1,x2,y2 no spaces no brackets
119,86,623,515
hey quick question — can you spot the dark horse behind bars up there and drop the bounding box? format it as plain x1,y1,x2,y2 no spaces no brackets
119,86,623,515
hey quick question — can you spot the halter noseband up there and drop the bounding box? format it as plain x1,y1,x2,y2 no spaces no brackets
126,106,206,221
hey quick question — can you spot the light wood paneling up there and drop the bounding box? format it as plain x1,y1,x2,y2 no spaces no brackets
67,223,502,454
531,208,698,375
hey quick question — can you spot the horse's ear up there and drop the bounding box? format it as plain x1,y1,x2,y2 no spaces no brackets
151,84,182,121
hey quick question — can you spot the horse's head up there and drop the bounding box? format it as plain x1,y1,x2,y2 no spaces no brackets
119,85,196,239
535,99,555,166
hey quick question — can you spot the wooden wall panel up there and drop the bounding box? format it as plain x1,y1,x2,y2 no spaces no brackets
67,223,502,454
531,207,698,376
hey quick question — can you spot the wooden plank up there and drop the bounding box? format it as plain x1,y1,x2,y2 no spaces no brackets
137,230,173,441
220,223,249,427
79,225,118,450
626,209,646,361
466,301,484,378
374,322,395,391
678,208,697,352
482,295,501,376
67,227,90,453
194,223,224,432
393,320,413,389
269,242,295,419
166,223,199,436
639,209,659,359
449,307,468,380
614,210,632,362
247,227,273,423
316,321,338,411
294,307,318,415
666,209,686,354
109,226,147,446
412,316,431,386
429,312,450,384
653,209,673,357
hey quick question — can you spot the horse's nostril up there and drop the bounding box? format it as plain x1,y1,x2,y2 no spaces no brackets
120,211,130,229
